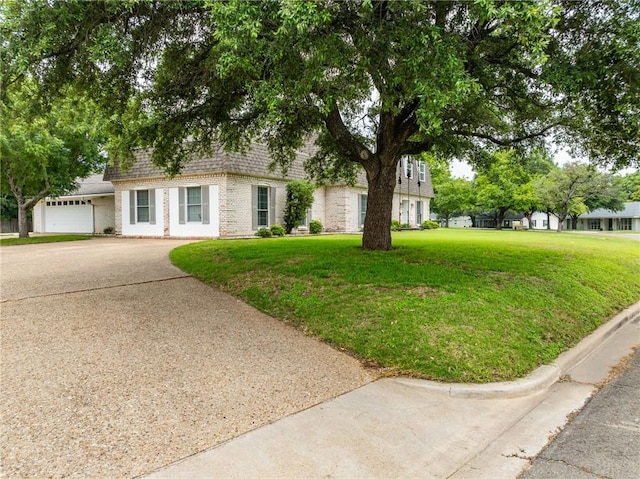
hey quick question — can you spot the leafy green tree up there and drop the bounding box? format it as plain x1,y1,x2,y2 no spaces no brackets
512,149,555,227
4,0,638,249
423,154,452,190
283,181,316,234
534,162,623,232
474,150,544,229
0,195,19,220
619,171,640,201
431,177,474,227
0,81,105,237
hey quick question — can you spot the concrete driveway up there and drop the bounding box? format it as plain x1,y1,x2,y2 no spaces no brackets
0,238,375,478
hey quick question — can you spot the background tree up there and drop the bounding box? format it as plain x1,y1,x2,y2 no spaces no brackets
283,180,316,234
619,171,640,201
534,162,622,232
512,149,555,227
4,0,638,249
423,154,453,191
0,80,105,237
430,177,474,227
474,150,546,229
0,195,19,221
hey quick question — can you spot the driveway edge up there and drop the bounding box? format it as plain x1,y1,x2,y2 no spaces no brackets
394,301,640,399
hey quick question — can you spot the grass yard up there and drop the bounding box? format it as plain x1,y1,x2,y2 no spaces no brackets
0,234,92,246
170,230,640,383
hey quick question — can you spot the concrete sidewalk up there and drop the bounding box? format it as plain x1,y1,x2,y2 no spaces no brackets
145,304,640,479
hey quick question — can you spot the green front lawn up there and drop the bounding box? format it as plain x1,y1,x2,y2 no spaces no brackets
170,230,640,383
0,234,92,246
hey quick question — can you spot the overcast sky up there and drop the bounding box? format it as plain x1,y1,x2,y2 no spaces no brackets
450,150,638,179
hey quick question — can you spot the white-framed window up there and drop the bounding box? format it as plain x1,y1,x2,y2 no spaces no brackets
137,190,150,222
129,189,156,224
588,219,601,230
187,187,202,222
359,194,368,227
543,219,548,228
403,157,414,179
178,186,210,224
532,219,537,227
257,186,269,227
418,161,426,182
300,208,312,228
252,185,275,229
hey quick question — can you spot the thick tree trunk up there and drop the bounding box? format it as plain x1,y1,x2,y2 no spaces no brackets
445,216,450,228
18,205,30,238
571,216,578,230
495,209,506,230
362,161,397,250
546,212,551,230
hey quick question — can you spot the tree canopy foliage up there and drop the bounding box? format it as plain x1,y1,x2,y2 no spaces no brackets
430,177,474,227
534,162,623,231
619,171,640,201
0,80,105,237
3,0,638,248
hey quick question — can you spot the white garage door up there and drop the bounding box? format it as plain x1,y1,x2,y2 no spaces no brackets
44,203,93,233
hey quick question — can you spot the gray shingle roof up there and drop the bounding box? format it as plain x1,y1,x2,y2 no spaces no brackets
580,202,640,218
53,174,115,197
103,143,434,197
103,143,314,182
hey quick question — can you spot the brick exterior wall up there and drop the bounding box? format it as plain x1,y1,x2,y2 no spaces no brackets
106,148,434,237
111,172,431,237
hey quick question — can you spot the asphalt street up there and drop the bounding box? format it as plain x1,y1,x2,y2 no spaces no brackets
520,347,640,479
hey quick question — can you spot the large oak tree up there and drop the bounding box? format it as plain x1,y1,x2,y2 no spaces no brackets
4,0,638,249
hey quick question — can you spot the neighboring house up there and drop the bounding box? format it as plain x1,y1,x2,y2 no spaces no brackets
32,174,115,234
522,212,560,231
434,211,556,230
429,214,473,228
438,203,639,232
103,145,434,238
570,202,640,231
473,212,523,229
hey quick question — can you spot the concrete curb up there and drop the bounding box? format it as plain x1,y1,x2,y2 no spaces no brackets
394,301,640,399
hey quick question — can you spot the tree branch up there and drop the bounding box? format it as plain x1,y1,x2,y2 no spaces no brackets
401,139,435,155
451,122,563,146
323,102,371,163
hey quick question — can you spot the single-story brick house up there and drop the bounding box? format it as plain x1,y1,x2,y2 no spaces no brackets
32,174,115,234
103,144,434,238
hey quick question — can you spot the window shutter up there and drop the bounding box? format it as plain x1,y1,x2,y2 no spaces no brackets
201,186,210,224
251,185,258,230
149,189,156,225
178,187,186,224
269,187,276,226
129,191,136,224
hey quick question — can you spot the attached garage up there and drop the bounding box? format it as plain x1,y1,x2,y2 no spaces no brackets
32,175,115,235
42,200,94,233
